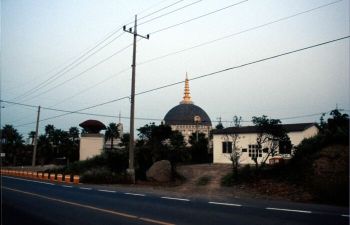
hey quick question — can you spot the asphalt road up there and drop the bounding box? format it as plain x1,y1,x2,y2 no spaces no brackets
1,176,349,225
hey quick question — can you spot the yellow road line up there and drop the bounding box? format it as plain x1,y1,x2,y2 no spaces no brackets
3,186,175,225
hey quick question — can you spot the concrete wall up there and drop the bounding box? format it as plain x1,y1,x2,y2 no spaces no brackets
79,134,104,161
213,125,319,164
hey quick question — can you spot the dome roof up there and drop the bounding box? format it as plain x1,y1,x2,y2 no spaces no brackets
164,104,212,126
79,120,106,133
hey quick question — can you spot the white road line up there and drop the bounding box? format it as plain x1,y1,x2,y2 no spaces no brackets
98,189,116,193
208,201,242,207
61,185,73,188
341,214,350,217
161,197,190,202
125,192,146,196
79,187,92,190
266,207,312,214
3,175,55,186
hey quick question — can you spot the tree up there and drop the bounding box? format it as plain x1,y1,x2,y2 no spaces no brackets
252,115,291,170
1,124,23,145
223,116,242,177
189,132,209,163
216,122,224,129
45,124,55,138
105,123,119,150
120,133,130,148
135,123,185,179
28,131,36,145
1,125,24,165
68,127,79,143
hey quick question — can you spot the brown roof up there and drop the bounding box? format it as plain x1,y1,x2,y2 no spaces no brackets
79,120,106,133
213,123,317,135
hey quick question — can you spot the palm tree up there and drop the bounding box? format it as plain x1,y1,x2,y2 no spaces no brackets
28,131,36,145
1,124,23,145
45,124,55,143
68,127,79,144
105,123,119,149
1,124,24,165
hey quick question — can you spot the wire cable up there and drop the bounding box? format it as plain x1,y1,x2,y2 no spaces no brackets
138,0,203,26
19,43,133,102
139,0,344,65
44,0,344,108
9,0,190,102
150,0,249,34
5,35,349,127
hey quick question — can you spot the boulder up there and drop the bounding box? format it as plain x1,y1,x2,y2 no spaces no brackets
146,160,172,182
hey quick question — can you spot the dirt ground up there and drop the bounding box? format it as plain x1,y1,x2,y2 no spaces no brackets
134,164,313,203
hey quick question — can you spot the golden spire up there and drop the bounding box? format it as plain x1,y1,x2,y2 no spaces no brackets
180,72,193,104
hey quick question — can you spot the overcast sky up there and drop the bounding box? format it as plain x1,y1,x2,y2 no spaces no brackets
1,0,349,138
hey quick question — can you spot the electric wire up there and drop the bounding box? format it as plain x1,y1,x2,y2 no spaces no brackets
4,35,349,127
138,0,203,26
19,42,133,102
45,0,344,108
1,100,344,129
9,0,190,102
149,0,249,34
139,0,344,65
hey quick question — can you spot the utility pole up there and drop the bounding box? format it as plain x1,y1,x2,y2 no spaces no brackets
32,105,41,167
123,15,149,183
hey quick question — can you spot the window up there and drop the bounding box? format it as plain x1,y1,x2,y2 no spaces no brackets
263,148,269,153
222,142,232,153
242,148,247,152
248,144,261,158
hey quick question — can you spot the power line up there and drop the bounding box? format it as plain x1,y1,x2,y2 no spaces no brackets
19,43,133,102
9,0,192,102
138,0,185,21
149,0,249,34
138,0,203,26
44,0,343,108
11,32,126,102
49,67,131,108
4,35,349,127
139,0,344,65
1,100,340,127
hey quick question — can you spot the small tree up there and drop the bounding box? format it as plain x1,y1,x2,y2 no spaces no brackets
189,133,209,163
252,115,291,170
105,123,119,150
230,116,242,177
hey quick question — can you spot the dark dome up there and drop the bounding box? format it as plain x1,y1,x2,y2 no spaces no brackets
164,104,212,126
79,120,106,134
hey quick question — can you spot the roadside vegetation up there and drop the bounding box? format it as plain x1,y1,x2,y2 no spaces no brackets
220,109,349,206
2,109,348,206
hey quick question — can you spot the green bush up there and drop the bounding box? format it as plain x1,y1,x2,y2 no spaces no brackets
80,167,127,184
51,150,128,175
221,173,234,187
196,176,211,186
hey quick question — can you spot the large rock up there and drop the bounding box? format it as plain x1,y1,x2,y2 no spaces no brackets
146,160,172,182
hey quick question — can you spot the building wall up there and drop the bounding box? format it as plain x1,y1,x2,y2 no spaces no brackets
170,124,211,144
213,125,318,164
79,135,104,161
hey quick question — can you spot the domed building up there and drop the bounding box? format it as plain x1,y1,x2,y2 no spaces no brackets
164,74,212,144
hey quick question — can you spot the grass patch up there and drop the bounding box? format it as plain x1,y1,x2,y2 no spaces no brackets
196,176,211,186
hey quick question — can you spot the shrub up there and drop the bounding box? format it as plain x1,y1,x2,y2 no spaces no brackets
80,167,127,184
221,173,234,187
196,176,211,186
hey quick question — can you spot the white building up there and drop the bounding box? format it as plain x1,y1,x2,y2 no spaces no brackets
79,120,106,161
213,123,318,165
